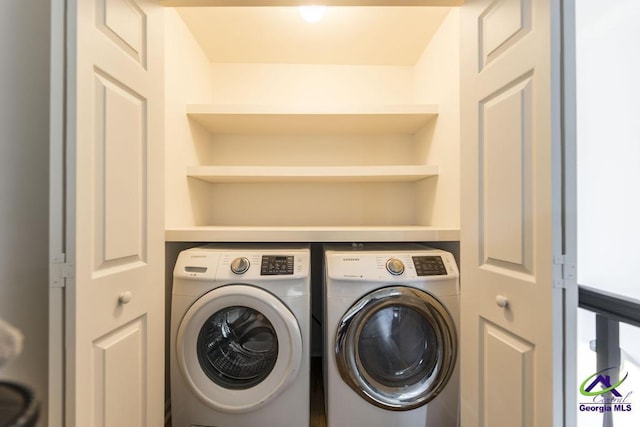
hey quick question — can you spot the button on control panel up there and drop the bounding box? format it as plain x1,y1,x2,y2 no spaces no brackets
261,255,295,275
412,256,447,276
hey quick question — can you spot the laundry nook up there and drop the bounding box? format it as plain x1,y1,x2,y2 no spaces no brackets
44,0,577,426
163,6,463,425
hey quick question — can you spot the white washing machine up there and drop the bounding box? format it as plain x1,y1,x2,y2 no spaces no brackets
324,244,460,427
170,244,310,427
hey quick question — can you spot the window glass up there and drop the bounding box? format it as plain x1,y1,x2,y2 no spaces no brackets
576,1,640,421
576,0,640,301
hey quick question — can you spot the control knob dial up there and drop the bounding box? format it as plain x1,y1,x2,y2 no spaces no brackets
386,258,405,276
230,257,250,274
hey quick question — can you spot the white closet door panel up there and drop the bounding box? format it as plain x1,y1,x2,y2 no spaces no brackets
481,320,534,426
460,0,574,426
63,0,164,425
97,0,147,64
481,75,533,275
95,72,146,266
93,319,146,427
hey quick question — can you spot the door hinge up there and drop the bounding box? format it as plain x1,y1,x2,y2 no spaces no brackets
553,254,576,289
50,254,73,288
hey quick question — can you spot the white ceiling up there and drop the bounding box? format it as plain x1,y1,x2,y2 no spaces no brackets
177,7,452,66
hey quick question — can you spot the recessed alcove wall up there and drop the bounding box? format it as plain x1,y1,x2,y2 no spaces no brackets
164,7,460,242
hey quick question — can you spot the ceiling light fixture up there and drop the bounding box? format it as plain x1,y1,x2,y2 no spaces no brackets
299,5,326,23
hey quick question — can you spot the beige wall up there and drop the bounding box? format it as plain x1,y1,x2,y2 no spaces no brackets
413,8,460,227
164,8,215,228
164,9,459,230
0,0,50,424
209,63,414,106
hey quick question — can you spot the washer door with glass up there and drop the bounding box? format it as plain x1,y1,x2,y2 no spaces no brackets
176,284,302,413
335,286,457,411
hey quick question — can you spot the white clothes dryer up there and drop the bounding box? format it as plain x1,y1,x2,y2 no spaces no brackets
324,244,460,427
170,244,310,427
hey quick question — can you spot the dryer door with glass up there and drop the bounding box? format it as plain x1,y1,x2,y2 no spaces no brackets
335,286,457,411
176,284,302,413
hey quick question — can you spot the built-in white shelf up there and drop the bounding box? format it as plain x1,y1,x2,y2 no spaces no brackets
171,103,452,240
165,226,460,243
187,165,438,183
186,104,438,135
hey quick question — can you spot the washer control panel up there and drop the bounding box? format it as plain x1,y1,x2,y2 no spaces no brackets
412,256,447,276
174,245,310,280
261,255,295,275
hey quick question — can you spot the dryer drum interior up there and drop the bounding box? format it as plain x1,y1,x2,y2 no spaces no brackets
335,286,457,411
197,305,279,389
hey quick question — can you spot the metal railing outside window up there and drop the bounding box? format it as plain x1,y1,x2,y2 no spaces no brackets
578,285,640,427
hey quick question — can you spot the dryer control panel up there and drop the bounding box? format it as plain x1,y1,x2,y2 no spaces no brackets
412,256,448,276
325,248,458,282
